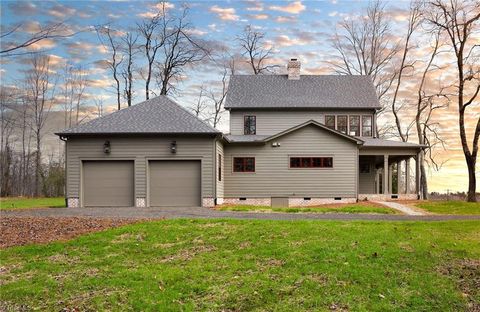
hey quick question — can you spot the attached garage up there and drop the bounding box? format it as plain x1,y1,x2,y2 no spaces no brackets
83,160,134,207
149,160,201,207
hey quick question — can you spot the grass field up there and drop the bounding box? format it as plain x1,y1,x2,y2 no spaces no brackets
0,197,65,210
1,219,479,311
415,200,480,215
216,203,399,214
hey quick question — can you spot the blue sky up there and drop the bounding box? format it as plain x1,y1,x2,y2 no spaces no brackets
1,0,409,106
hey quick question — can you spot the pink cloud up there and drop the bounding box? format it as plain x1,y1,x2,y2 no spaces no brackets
269,1,305,14
210,5,239,21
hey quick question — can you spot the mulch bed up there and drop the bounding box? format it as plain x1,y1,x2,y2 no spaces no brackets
0,217,144,249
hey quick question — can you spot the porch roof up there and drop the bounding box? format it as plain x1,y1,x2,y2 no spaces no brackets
359,137,425,149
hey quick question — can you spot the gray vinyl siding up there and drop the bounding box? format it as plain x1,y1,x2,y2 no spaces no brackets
229,109,375,136
215,140,224,198
66,136,215,202
224,125,358,197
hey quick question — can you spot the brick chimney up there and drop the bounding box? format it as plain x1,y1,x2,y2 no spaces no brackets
287,58,300,80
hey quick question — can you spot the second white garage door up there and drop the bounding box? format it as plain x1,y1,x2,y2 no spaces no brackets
149,160,201,207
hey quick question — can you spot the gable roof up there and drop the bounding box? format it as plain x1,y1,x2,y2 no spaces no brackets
264,120,364,144
56,96,219,136
224,120,364,145
224,75,381,110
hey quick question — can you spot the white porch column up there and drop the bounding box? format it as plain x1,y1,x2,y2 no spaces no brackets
405,158,410,194
388,164,393,194
396,161,401,194
383,155,389,195
416,151,422,199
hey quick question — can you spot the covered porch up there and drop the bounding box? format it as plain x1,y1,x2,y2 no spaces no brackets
358,138,424,201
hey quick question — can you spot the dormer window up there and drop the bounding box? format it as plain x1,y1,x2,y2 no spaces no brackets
244,116,256,135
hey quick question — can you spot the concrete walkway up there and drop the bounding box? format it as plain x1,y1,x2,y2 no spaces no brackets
374,201,425,216
2,206,479,221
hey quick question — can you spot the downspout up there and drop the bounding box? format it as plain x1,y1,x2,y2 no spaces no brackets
213,135,217,206
59,135,68,207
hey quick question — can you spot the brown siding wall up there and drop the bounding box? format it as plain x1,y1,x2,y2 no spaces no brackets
224,125,358,197
66,136,215,202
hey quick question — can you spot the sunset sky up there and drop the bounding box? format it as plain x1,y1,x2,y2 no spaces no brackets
1,0,479,193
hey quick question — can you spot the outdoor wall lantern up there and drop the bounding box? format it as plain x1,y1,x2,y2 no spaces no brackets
170,141,177,153
103,140,111,154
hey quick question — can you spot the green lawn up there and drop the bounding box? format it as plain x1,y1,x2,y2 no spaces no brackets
216,203,399,214
1,219,479,311
416,200,480,215
0,197,65,210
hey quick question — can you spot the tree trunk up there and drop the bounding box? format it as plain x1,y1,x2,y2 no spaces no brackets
35,132,41,197
420,154,428,200
466,155,477,202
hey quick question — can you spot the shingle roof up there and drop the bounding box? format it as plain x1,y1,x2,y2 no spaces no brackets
360,137,424,148
56,96,219,136
224,135,270,143
225,75,381,109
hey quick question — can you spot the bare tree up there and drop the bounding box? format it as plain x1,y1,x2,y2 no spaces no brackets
24,54,57,196
96,26,123,110
155,8,209,96
93,97,105,118
61,63,88,127
426,0,480,202
190,86,208,119
137,3,170,100
237,25,278,74
1,22,73,56
410,29,450,199
121,32,139,106
206,64,231,128
390,3,423,142
330,1,400,105
0,87,16,196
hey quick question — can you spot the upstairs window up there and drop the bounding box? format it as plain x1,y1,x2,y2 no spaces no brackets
325,115,335,130
337,115,348,134
349,115,360,136
290,157,333,168
233,157,255,172
362,116,373,137
244,116,256,135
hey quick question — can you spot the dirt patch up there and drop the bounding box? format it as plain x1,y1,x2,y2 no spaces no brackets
158,244,217,263
439,259,480,311
0,217,142,248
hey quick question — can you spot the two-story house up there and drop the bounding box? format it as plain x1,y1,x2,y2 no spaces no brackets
57,59,424,208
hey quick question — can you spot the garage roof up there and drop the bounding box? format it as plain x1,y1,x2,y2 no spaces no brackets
56,96,220,136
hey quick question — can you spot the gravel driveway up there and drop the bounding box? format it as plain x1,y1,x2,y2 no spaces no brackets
2,206,479,221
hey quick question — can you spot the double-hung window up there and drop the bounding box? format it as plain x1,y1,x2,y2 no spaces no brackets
336,115,348,133
349,115,360,136
233,157,255,172
362,116,373,137
244,116,256,135
325,115,336,130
